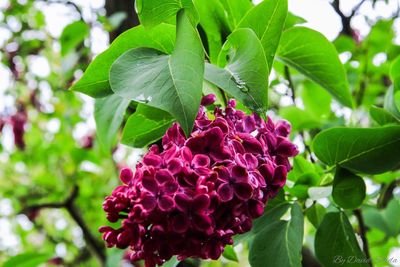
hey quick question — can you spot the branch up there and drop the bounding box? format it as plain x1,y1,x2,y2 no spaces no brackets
378,179,400,208
41,0,83,19
331,0,353,36
64,187,106,265
284,67,316,162
20,185,106,266
353,209,372,266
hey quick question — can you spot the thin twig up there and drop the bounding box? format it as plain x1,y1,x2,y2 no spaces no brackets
284,66,296,103
378,179,400,208
354,209,373,266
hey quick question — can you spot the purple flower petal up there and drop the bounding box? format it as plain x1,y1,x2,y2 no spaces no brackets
193,194,210,212
143,154,162,167
273,165,287,187
158,195,175,212
141,195,157,211
174,193,191,212
217,183,234,202
234,183,253,200
192,213,212,231
141,175,159,194
119,168,133,184
192,154,210,168
155,169,174,184
201,94,216,106
171,213,189,233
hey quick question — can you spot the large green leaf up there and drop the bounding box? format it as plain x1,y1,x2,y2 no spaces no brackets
94,94,130,151
363,198,400,237
194,0,230,63
277,27,353,107
238,0,288,70
332,168,366,209
204,28,268,114
122,104,173,148
218,0,253,30
3,252,51,267
60,21,89,56
300,80,332,119
249,203,304,267
70,24,175,97
369,106,400,125
136,0,198,27
234,201,290,244
110,11,204,136
315,212,368,267
312,126,400,174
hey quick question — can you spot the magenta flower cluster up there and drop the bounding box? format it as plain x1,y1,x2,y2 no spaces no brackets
99,95,298,267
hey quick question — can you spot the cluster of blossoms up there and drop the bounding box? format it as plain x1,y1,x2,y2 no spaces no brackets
99,95,298,267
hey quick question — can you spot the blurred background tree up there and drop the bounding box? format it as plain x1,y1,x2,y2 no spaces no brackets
0,0,400,266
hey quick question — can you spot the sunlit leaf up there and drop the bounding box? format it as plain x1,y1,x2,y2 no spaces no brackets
205,28,268,114
70,24,175,97
122,104,173,148
277,27,353,107
110,11,204,136
312,126,400,174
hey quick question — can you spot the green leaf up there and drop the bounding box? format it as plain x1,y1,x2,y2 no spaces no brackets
369,106,399,125
332,168,366,209
110,11,204,136
390,55,400,81
300,81,332,119
70,24,175,97
284,12,306,29
384,86,400,119
277,27,353,107
384,56,400,118
60,21,89,56
106,248,124,267
363,198,400,237
3,252,51,267
238,0,288,70
312,126,400,174
305,203,326,228
280,106,321,131
163,256,179,267
194,0,230,63
204,28,268,114
315,212,368,267
395,91,400,111
122,104,173,148
94,95,130,151
222,245,239,262
249,203,304,267
234,201,290,244
136,0,198,28
218,0,253,30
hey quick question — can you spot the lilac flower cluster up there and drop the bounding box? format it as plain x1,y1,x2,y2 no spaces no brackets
99,95,298,267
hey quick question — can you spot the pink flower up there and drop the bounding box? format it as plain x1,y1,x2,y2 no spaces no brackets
100,94,298,267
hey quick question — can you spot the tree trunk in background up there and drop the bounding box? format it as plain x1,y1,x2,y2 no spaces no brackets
105,0,140,42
